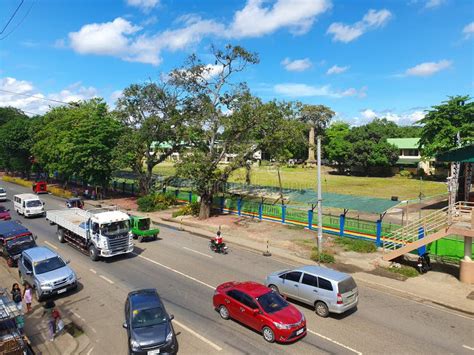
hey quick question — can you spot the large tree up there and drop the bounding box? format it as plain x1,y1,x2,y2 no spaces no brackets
325,122,352,174
299,104,335,164
114,83,184,194
418,95,474,157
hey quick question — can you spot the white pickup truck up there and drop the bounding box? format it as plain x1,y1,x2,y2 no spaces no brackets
46,207,134,261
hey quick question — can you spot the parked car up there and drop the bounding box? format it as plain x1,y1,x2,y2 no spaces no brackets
213,281,306,343
0,187,6,202
0,220,36,266
0,205,11,220
18,246,77,301
123,289,177,355
265,265,358,317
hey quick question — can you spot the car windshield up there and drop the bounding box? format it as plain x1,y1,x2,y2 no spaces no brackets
0,188,5,193
137,218,150,231
132,307,167,328
101,220,130,236
26,200,42,208
257,291,289,314
34,256,66,274
6,235,34,250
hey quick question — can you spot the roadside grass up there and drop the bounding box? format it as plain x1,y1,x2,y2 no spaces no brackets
383,265,419,278
310,247,335,264
151,162,445,200
334,237,377,253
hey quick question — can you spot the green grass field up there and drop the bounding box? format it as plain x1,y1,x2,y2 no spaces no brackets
150,162,446,200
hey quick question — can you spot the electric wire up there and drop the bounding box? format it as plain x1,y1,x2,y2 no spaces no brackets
0,0,35,41
0,88,79,106
0,0,25,34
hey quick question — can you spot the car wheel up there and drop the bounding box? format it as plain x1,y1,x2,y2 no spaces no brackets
57,228,66,243
315,301,329,318
35,287,43,302
262,326,275,343
268,284,280,294
219,305,230,320
89,245,99,261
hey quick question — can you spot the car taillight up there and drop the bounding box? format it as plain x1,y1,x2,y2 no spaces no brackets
337,293,343,304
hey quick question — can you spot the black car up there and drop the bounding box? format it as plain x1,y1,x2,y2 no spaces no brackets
0,221,37,267
123,289,178,355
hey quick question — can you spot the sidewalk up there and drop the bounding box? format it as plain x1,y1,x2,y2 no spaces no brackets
0,262,86,354
92,197,474,315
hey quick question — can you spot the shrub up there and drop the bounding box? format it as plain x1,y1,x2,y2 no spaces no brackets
310,247,335,264
398,170,412,178
334,237,377,253
138,193,177,212
172,202,200,217
384,265,419,278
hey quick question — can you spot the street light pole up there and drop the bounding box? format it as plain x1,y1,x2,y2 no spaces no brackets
317,136,323,265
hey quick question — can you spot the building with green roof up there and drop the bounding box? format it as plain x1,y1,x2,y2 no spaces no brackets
387,138,433,174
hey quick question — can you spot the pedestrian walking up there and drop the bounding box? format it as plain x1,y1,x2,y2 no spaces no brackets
23,284,32,313
11,283,22,312
42,300,56,341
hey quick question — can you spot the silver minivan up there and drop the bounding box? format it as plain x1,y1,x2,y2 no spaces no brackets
265,265,358,317
18,246,77,301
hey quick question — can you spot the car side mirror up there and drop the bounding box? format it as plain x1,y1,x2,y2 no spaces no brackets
6,209,9,212
65,259,70,264
252,309,259,315
43,202,46,206
169,314,174,321
26,271,32,275
34,235,38,240
122,322,128,329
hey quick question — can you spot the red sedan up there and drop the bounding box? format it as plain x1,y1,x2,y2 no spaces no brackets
213,281,306,343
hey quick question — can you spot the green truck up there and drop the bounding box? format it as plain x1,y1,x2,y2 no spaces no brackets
129,215,160,242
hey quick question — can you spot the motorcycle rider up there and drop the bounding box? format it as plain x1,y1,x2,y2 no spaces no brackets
212,231,224,252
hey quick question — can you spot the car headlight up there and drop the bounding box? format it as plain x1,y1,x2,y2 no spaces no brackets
301,314,305,322
41,282,53,288
273,321,291,330
67,273,76,281
166,330,173,343
130,338,141,351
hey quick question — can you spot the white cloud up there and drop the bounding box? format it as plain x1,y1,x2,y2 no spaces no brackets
274,83,365,98
405,59,452,77
281,58,312,72
361,108,377,120
327,64,349,75
110,90,123,103
357,108,426,124
126,0,159,12
327,9,392,43
0,77,99,115
229,0,332,38
463,22,474,39
424,0,445,9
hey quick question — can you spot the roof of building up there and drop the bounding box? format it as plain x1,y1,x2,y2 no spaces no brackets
387,138,420,149
437,144,474,163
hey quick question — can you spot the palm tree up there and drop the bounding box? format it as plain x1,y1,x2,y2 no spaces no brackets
300,105,335,164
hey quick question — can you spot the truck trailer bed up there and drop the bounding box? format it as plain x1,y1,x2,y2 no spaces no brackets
46,208,89,239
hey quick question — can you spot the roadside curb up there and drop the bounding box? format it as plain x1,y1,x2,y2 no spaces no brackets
153,216,474,316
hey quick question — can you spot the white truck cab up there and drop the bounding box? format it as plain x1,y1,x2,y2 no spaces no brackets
13,193,45,218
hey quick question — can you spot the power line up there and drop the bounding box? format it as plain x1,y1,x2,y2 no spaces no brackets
0,0,25,34
0,0,35,41
0,88,80,106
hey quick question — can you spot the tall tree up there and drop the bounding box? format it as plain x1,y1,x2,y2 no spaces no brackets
114,83,184,194
418,95,474,157
299,105,334,164
325,122,352,174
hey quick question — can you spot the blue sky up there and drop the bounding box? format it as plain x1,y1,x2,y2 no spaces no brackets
0,0,472,125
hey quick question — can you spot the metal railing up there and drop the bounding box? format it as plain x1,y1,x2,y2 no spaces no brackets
382,201,473,252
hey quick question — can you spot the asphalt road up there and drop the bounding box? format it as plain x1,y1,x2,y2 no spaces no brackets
1,181,473,355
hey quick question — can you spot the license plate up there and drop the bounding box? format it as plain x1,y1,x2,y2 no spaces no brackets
147,350,160,355
57,288,67,294
296,328,305,336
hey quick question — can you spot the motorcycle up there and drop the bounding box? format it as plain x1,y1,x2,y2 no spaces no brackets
209,239,228,254
417,252,431,274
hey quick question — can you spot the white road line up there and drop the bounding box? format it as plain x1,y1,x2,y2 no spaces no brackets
307,329,362,355
463,345,474,351
86,347,94,355
72,311,84,321
182,246,213,258
173,319,222,351
43,241,58,250
90,327,97,334
99,275,114,284
134,253,215,290
89,268,97,274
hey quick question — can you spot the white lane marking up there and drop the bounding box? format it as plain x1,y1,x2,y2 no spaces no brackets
463,345,474,351
90,327,97,334
72,311,84,321
99,275,114,284
362,281,474,321
43,241,58,250
307,329,362,355
86,347,94,355
173,319,222,351
89,268,97,274
182,246,213,258
135,253,215,290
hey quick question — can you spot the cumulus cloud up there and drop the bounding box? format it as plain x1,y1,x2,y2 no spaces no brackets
229,0,331,38
327,9,392,43
327,64,349,75
274,83,366,98
405,59,452,77
126,0,159,12
358,108,426,124
0,77,99,115
463,22,474,39
281,58,312,72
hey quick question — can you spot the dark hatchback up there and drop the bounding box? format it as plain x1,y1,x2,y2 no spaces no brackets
123,289,177,355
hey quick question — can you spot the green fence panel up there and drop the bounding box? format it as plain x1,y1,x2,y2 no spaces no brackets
241,201,259,215
285,207,308,223
430,238,474,261
261,204,282,219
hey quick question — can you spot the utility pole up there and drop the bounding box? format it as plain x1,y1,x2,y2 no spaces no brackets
317,136,323,265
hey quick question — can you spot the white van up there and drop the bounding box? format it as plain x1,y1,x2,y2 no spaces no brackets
0,187,6,201
13,193,45,218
